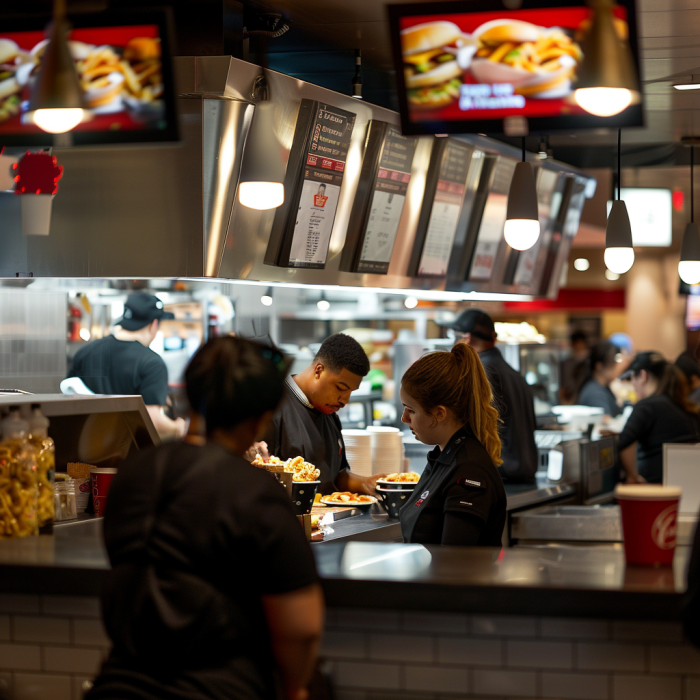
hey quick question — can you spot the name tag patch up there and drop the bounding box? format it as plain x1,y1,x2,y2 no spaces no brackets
415,490,430,507
458,478,483,488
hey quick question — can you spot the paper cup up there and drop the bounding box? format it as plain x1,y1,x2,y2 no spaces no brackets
90,468,117,517
615,485,681,566
21,194,54,236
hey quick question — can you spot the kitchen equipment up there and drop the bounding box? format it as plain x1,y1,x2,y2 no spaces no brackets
511,505,623,543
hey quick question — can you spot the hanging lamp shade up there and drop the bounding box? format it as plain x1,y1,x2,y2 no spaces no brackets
679,222,700,285
504,161,540,251
238,101,285,210
573,0,640,117
25,18,91,133
604,200,635,274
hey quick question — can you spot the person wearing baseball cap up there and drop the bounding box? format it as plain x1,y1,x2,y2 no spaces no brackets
67,293,185,440
441,308,538,483
616,351,700,483
675,353,700,406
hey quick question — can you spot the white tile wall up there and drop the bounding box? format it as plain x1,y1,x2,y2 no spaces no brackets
43,646,103,675
71,619,111,648
612,674,683,700
0,643,42,671
508,640,573,669
14,616,71,645
437,636,503,666
649,644,700,673
472,614,538,637
404,665,468,694
0,616,9,642
402,611,468,634
612,621,683,643
541,671,608,700
13,672,72,700
577,642,646,672
541,618,609,640
473,668,538,697
368,634,434,663
687,676,700,700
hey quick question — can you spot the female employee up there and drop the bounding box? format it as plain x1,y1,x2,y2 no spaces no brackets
618,351,700,484
399,343,507,546
577,341,622,418
87,337,324,700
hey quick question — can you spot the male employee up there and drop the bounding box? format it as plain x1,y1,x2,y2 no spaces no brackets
68,293,186,440
256,333,383,495
444,308,538,483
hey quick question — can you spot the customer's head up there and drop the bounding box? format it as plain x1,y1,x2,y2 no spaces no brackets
306,333,370,415
443,308,496,352
116,293,175,344
589,341,620,386
676,354,700,391
400,344,502,466
185,337,289,443
570,330,589,359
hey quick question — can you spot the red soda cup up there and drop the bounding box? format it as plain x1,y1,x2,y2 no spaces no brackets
90,468,118,517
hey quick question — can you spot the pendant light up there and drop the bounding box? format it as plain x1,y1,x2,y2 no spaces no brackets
24,0,91,134
504,138,540,251
573,0,640,118
679,146,700,285
238,75,285,210
604,129,635,274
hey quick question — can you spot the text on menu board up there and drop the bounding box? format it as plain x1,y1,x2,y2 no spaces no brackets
417,140,472,277
358,128,418,274
288,105,356,269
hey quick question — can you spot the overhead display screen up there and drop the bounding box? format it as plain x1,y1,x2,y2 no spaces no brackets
387,0,641,136
0,10,177,146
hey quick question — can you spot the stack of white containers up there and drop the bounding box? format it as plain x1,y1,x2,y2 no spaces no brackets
341,429,373,476
366,426,403,475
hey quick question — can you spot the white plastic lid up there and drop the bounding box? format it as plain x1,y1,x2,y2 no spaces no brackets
615,484,682,500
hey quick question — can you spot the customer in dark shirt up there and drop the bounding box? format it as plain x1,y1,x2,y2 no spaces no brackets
442,309,538,483
87,337,323,700
676,353,700,405
577,341,622,418
399,343,506,546
618,352,700,484
257,333,384,495
69,292,185,439
559,330,590,404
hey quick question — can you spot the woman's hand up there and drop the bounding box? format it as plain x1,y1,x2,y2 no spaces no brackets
244,441,269,463
625,473,647,484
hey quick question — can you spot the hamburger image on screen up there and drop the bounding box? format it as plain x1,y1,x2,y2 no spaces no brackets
401,21,465,110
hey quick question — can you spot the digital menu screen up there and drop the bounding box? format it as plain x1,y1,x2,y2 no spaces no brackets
388,0,641,136
0,11,177,146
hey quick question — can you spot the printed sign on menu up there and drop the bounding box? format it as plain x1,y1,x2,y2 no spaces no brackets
468,158,516,281
357,128,418,274
287,104,356,269
416,140,472,277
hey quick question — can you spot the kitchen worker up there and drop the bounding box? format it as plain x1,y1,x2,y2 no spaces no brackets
559,330,590,404
675,353,700,405
256,333,383,495
577,341,623,418
86,337,324,700
68,292,185,440
618,352,700,483
443,308,538,483
399,343,506,546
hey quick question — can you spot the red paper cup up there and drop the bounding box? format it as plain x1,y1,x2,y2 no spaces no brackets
615,485,682,566
90,468,118,517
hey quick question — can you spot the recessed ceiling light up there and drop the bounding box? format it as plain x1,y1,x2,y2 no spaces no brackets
574,258,590,271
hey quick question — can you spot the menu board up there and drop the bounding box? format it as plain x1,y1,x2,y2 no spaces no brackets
341,122,418,274
467,157,515,282
410,138,473,277
265,100,356,269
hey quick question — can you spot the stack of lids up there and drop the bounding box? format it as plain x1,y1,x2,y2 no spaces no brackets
341,429,372,477
366,426,403,476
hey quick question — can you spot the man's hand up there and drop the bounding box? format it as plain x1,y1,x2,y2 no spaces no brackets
244,441,270,463
360,473,387,496
340,471,387,496
625,473,647,484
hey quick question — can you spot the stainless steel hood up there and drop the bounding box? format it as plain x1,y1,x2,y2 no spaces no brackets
0,56,595,298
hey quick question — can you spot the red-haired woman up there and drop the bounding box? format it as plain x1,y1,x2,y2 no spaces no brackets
399,343,507,546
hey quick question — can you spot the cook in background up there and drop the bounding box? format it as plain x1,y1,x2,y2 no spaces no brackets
559,330,590,405
67,293,185,440
675,353,700,405
617,352,700,484
399,343,506,546
256,333,384,495
577,341,623,418
86,337,323,700
442,309,538,483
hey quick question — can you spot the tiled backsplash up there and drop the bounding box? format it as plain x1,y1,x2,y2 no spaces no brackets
0,595,698,700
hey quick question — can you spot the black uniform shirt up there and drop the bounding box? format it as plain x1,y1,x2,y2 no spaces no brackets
577,379,622,417
87,441,318,700
400,425,507,546
479,347,538,484
618,394,700,483
69,335,169,406
267,376,350,494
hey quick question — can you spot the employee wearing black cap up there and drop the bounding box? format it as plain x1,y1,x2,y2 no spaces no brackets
676,353,700,405
68,293,186,440
442,308,538,483
618,352,700,483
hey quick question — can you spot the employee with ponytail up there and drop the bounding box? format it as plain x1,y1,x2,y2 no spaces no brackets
399,343,507,546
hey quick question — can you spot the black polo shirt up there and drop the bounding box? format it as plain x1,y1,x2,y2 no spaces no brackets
69,335,169,406
87,441,318,700
400,425,507,546
479,347,538,484
266,376,349,494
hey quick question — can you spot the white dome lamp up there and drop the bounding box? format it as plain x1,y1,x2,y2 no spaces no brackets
238,75,285,210
679,145,700,285
604,129,635,275
573,0,640,118
504,139,540,251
